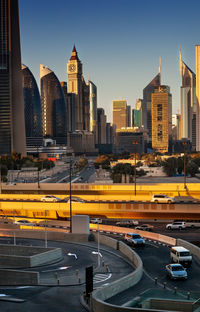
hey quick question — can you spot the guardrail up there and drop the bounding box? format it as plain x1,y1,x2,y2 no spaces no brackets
91,234,143,312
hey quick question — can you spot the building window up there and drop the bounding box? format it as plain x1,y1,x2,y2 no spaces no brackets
157,124,162,141
157,104,162,121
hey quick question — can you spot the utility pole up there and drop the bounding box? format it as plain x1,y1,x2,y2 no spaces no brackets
183,141,187,189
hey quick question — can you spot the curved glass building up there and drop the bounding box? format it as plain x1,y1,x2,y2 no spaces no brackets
22,64,42,140
40,65,67,144
0,0,26,155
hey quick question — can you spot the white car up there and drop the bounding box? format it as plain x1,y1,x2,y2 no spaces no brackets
90,218,102,224
14,220,35,226
40,195,61,202
166,264,187,280
151,194,175,204
166,221,186,230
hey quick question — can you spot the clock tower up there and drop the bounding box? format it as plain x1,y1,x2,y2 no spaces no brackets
67,45,83,130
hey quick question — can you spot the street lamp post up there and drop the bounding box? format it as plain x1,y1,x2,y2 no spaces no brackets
45,210,48,248
69,158,72,233
12,210,16,245
183,141,187,189
132,140,138,196
97,221,100,267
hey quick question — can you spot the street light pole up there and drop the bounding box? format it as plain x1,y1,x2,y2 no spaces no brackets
45,210,48,248
132,140,138,196
97,221,100,267
183,141,187,189
69,158,72,233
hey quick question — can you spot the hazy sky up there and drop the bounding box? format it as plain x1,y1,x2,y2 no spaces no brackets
19,0,200,122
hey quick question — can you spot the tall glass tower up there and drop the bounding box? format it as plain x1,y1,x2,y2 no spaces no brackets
40,65,67,145
0,0,26,155
22,65,42,144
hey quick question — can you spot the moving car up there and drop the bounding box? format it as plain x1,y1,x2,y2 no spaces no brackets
125,233,145,246
166,263,187,280
166,221,186,230
63,196,85,203
14,220,35,226
151,194,175,204
90,218,102,224
135,224,154,231
40,195,61,202
170,246,192,266
116,220,139,227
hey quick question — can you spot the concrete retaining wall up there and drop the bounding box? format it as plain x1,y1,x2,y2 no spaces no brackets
30,248,62,267
177,239,200,259
91,236,143,312
0,269,39,285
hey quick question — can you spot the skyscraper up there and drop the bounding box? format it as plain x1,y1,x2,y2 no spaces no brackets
67,45,83,130
143,71,161,141
112,100,127,130
180,48,196,149
88,81,97,130
22,64,42,144
0,0,26,155
97,108,106,144
152,86,172,153
196,45,200,151
40,65,67,145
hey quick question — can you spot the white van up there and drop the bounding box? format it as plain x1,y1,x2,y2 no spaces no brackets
170,246,192,266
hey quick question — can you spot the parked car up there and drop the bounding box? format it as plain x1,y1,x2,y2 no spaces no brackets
125,233,145,246
90,218,102,224
14,220,36,226
40,195,61,202
135,224,154,231
166,263,187,280
151,194,175,204
166,221,186,230
116,220,139,227
63,196,85,203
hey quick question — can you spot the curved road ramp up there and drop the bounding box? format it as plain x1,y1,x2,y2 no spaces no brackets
91,235,143,311
90,233,200,312
0,245,62,285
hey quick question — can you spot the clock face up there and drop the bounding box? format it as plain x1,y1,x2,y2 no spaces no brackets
68,64,76,72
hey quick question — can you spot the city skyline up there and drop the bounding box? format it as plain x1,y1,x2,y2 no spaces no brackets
19,0,200,123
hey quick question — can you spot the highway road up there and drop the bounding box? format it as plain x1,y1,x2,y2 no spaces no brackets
0,237,133,312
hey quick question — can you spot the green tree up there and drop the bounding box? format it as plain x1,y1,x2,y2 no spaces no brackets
162,157,177,176
187,160,198,177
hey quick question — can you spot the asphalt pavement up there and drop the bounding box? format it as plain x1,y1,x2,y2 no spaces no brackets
0,237,133,312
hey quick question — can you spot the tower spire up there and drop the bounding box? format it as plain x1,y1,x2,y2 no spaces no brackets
70,44,79,61
159,56,161,74
179,45,183,77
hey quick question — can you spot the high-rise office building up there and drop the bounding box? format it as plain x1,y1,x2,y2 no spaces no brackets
127,105,131,127
132,109,142,127
0,0,26,155
22,64,42,145
196,45,200,151
87,81,97,141
82,77,90,131
180,48,196,150
152,86,172,153
97,108,106,144
112,100,127,130
143,71,161,141
67,45,83,130
40,65,67,145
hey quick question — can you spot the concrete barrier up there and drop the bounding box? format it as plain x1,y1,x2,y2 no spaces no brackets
0,269,39,285
0,244,62,268
177,239,200,259
91,236,143,312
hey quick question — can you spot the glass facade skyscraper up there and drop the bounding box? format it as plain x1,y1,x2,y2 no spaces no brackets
0,0,26,155
40,65,67,145
143,73,161,141
22,65,42,141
